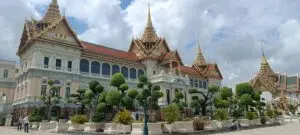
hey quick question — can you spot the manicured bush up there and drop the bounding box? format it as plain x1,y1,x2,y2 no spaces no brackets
105,90,121,106
29,115,43,122
246,111,258,120
163,103,180,124
71,115,88,124
92,111,104,122
214,109,229,121
113,109,133,125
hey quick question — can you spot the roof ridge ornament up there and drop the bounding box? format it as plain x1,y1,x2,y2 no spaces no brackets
141,1,158,43
193,43,206,66
41,0,61,23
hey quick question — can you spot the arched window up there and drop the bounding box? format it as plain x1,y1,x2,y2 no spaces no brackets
166,89,170,105
199,80,203,88
91,61,100,74
112,65,120,75
203,81,207,89
194,79,198,88
80,59,89,73
130,68,137,79
121,66,128,78
102,63,110,76
190,79,194,87
184,91,187,103
138,69,145,77
3,69,8,78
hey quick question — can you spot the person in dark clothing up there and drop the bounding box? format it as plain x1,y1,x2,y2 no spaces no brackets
23,116,29,133
17,117,23,131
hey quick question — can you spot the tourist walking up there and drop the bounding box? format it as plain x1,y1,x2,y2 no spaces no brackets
23,116,29,133
17,117,23,131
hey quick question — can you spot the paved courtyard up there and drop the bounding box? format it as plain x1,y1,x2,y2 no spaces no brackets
1,122,300,135
212,122,300,135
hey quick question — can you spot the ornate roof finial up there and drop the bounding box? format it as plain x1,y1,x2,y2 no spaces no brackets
141,1,158,43
41,0,61,23
260,44,274,75
193,43,206,66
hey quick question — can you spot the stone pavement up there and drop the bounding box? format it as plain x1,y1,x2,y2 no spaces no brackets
1,122,300,135
212,122,300,135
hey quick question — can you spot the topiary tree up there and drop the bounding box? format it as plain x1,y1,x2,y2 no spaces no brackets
136,75,163,134
85,80,104,122
235,83,253,97
172,89,187,111
219,87,233,100
214,109,229,121
163,103,180,124
105,90,122,111
39,80,62,121
189,85,220,116
69,89,89,115
111,73,129,96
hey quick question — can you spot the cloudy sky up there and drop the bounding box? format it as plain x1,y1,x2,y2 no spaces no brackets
1,0,300,88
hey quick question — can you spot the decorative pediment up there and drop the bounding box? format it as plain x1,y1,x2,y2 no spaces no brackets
36,18,83,48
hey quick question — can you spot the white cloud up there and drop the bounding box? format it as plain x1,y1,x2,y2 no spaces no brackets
1,0,300,89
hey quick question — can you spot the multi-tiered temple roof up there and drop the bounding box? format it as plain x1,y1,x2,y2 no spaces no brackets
250,48,279,97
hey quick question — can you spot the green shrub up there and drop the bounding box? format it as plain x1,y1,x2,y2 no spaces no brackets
163,103,180,124
113,109,133,125
92,111,104,122
29,115,43,122
71,115,88,124
214,109,229,121
246,111,257,120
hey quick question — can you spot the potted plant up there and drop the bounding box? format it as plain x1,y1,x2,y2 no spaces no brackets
29,115,42,129
163,103,180,133
193,117,205,130
246,111,258,126
84,111,105,132
113,109,133,134
214,109,229,128
68,115,88,131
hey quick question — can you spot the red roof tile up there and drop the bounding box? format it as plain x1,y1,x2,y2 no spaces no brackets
81,41,140,61
177,66,203,77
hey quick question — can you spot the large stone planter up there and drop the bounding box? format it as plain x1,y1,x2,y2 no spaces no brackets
68,123,85,131
117,124,132,134
104,123,118,134
240,119,250,127
31,122,39,129
221,120,232,128
54,122,69,133
84,122,105,132
174,121,194,132
131,123,162,135
204,120,218,130
39,121,56,130
164,123,177,134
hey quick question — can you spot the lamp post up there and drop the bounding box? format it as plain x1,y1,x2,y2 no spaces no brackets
143,84,149,135
143,100,148,135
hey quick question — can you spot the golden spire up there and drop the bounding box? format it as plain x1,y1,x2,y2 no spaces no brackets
41,0,61,23
260,46,274,74
141,2,158,43
193,44,206,66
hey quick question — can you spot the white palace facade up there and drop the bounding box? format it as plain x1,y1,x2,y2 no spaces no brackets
12,0,223,118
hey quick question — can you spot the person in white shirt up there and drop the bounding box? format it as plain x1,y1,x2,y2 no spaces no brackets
23,116,29,133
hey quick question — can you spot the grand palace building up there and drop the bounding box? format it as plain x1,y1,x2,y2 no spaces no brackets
8,0,223,118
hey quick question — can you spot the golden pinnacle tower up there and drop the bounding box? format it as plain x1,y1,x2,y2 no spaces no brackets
141,3,158,44
193,44,206,66
41,0,61,23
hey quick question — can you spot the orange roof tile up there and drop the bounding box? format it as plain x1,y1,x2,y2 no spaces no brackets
177,66,203,77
